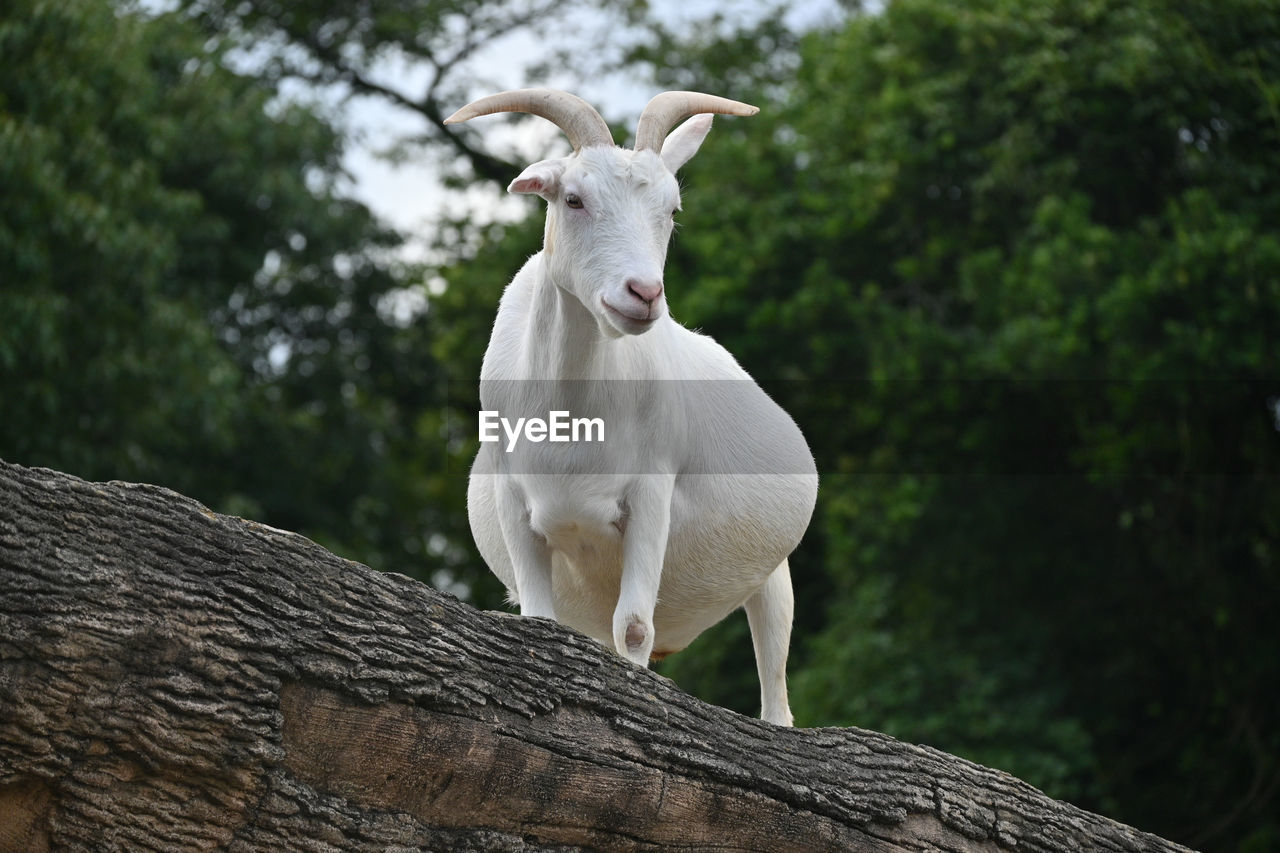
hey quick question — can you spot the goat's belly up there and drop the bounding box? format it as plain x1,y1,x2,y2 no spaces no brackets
649,472,816,651
551,526,803,655
534,471,816,655
552,548,760,654
553,545,780,655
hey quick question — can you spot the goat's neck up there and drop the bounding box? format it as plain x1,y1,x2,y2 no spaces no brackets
526,256,656,380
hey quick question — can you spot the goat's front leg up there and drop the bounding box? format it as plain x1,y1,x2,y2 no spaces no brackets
495,479,556,619
613,475,675,666
745,560,795,726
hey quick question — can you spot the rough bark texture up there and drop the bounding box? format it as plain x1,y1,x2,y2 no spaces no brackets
0,460,1191,852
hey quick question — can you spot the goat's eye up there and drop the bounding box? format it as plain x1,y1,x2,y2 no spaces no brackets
565,193,584,209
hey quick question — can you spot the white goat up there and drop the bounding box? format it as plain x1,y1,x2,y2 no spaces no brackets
448,89,817,726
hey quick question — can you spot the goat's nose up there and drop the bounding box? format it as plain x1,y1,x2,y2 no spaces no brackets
627,278,664,304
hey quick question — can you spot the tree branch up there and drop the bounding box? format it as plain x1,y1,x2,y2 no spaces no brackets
0,460,1190,852
287,36,519,185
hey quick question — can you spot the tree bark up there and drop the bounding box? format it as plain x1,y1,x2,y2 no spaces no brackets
0,460,1190,853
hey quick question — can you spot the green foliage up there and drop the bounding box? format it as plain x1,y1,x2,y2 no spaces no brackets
0,1,456,590
0,1,235,484
174,0,648,183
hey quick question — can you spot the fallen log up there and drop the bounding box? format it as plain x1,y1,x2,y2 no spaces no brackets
0,460,1190,851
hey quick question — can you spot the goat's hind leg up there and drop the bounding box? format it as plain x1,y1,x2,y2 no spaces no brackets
744,560,795,727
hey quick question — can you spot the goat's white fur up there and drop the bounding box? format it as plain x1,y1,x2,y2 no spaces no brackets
464,102,817,726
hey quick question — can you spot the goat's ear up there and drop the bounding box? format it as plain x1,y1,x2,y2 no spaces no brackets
660,114,714,173
508,159,566,200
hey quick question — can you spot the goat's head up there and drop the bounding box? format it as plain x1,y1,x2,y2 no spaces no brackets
445,90,757,337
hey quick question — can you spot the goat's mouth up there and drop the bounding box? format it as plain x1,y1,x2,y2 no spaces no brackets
600,296,660,332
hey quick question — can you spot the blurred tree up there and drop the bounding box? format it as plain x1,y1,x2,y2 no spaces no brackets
0,1,463,592
0,1,238,488
172,0,649,183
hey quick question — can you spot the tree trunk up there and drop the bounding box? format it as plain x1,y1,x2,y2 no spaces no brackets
0,460,1190,852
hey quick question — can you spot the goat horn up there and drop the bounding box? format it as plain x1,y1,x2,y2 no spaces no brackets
443,88,614,153
633,91,759,153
